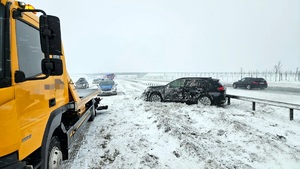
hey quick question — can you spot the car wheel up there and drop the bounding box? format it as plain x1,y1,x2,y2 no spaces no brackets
149,93,162,102
246,85,251,90
48,136,63,169
198,96,212,106
233,84,237,89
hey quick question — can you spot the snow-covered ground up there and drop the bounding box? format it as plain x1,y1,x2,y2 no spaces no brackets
62,78,300,169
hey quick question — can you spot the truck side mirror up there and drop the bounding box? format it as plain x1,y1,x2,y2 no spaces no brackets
42,58,63,76
15,71,26,83
39,15,62,55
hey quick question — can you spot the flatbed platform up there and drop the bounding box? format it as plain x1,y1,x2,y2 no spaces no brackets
76,88,99,98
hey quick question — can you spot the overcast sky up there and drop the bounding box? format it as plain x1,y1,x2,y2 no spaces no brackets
25,0,300,74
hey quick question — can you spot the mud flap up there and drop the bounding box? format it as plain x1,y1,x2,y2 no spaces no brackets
97,105,108,110
94,97,108,110
94,97,101,109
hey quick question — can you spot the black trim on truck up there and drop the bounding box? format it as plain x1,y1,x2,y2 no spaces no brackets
0,4,4,81
0,151,26,169
0,2,12,88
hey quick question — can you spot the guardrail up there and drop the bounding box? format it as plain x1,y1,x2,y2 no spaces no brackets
227,94,300,121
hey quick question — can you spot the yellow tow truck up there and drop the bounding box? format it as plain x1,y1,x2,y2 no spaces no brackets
0,1,107,168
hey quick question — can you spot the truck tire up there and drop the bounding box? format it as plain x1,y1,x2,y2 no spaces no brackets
48,136,63,169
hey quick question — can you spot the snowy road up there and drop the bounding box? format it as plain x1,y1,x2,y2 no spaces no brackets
63,79,300,169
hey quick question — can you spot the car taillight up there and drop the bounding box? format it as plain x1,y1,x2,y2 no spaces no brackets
252,81,258,84
217,86,225,91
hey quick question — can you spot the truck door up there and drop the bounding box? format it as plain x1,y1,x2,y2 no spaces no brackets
13,14,56,160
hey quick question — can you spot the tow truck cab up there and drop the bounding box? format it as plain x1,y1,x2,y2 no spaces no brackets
0,1,104,168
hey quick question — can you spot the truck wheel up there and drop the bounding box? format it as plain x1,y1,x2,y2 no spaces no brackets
48,136,63,169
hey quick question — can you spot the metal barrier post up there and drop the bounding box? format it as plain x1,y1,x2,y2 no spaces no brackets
227,97,231,105
290,108,294,121
222,94,299,121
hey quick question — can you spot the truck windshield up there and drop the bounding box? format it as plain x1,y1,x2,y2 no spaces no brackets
0,4,4,79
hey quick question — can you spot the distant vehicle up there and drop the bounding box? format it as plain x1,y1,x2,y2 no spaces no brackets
75,77,89,89
104,73,115,80
142,77,226,105
92,78,102,84
98,79,118,96
233,77,268,90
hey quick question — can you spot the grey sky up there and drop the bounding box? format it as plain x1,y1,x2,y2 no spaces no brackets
25,0,300,73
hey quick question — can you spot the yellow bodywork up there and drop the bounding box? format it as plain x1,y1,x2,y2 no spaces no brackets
0,0,99,161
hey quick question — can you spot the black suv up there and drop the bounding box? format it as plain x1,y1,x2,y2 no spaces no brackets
142,77,226,105
233,77,268,90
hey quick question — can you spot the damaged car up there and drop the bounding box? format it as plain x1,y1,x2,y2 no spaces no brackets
142,77,226,105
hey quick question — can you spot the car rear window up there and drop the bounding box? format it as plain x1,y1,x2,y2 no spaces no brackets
76,78,87,83
210,79,223,87
100,80,115,85
216,82,223,87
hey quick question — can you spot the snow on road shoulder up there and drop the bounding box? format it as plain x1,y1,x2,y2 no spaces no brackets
64,79,300,169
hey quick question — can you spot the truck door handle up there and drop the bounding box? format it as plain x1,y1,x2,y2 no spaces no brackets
49,98,56,107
